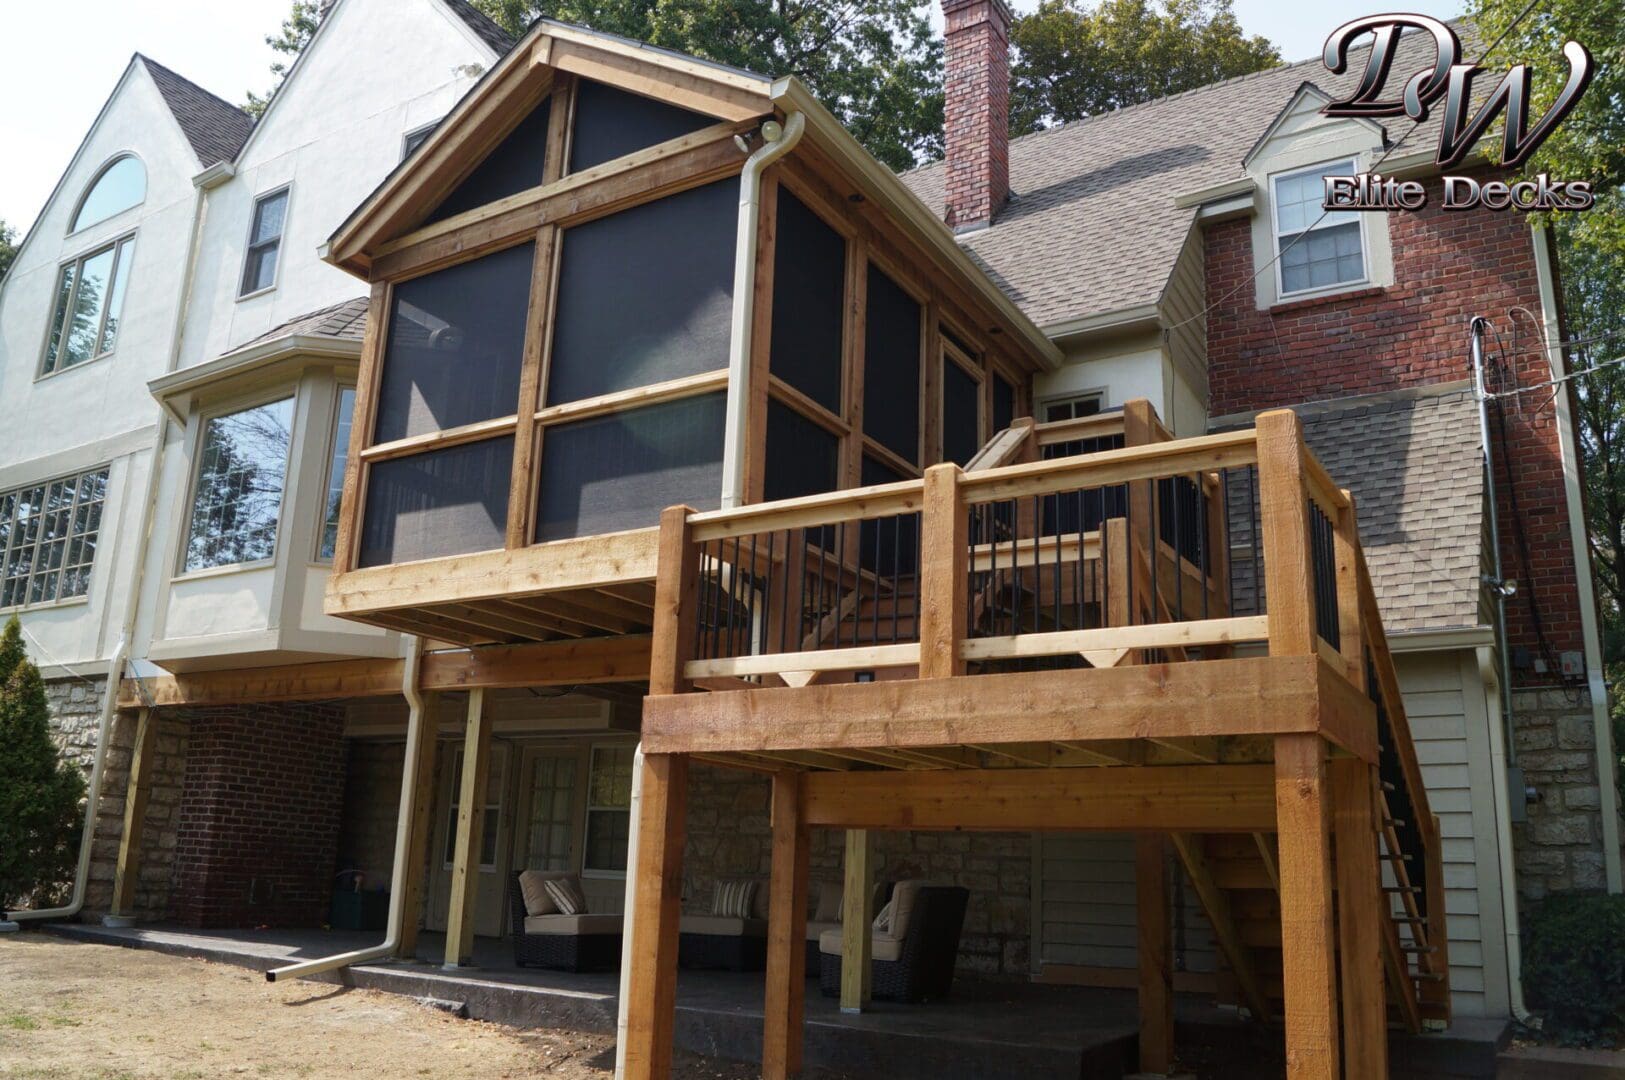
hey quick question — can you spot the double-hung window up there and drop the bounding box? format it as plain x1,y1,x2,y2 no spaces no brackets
41,237,135,375
583,745,634,874
0,467,109,608
183,397,295,573
1273,159,1365,297
240,187,289,297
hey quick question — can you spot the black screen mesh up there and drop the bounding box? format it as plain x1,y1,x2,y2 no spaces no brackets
425,100,551,226
534,393,725,542
943,358,981,466
992,372,1016,433
764,399,839,502
569,79,716,173
862,265,922,463
374,242,534,445
547,181,736,405
769,189,845,413
358,436,513,567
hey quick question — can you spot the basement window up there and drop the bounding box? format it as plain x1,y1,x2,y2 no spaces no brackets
1273,158,1365,297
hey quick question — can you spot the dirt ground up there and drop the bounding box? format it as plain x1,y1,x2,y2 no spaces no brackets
0,933,826,1080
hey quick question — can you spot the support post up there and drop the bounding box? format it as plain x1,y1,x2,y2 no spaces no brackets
109,708,157,918
1137,832,1175,1077
1332,491,1365,689
620,752,689,1080
1256,409,1315,657
443,688,490,969
396,693,440,959
1275,733,1340,1080
918,463,967,679
1331,758,1388,1079
763,771,810,1079
840,829,874,1011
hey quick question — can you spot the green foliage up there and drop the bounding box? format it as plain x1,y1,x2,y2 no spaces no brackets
1009,0,1279,134
1522,891,1625,1045
244,1,324,119
471,0,944,170
0,219,16,283
0,617,86,911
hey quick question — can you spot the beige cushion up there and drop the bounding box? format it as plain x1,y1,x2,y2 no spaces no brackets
680,914,768,937
885,880,924,941
544,875,588,916
712,879,759,919
518,870,559,917
813,881,843,923
806,920,840,943
522,913,623,936
818,926,902,963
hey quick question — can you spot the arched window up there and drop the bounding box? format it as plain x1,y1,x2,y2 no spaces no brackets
71,156,145,233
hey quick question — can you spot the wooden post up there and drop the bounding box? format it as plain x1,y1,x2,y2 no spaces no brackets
1275,734,1339,1080
1331,759,1388,1079
1333,490,1365,689
763,771,810,1079
1137,832,1175,1077
840,829,874,1011
650,505,700,696
110,708,158,917
396,693,440,959
443,688,491,969
1123,399,1158,616
620,752,689,1080
1256,409,1315,657
918,463,967,679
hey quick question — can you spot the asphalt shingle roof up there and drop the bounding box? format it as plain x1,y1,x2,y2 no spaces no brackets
442,0,518,55
899,27,1476,329
138,55,255,168
236,297,371,352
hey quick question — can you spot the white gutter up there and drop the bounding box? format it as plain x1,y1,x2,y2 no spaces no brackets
1480,646,1535,1025
267,635,427,982
721,111,806,509
1531,225,1624,892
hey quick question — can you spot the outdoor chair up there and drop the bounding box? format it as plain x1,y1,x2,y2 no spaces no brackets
818,883,969,1003
678,878,771,970
508,872,623,972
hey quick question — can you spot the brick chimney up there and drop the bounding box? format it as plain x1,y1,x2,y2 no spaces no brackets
941,0,1013,232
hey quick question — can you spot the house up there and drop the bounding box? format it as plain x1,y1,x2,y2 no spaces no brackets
2,1,1617,1078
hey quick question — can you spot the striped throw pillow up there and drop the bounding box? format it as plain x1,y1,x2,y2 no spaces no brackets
711,879,758,919
543,875,587,916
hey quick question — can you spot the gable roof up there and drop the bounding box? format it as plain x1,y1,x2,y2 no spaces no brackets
440,0,517,55
138,55,255,167
899,24,1479,332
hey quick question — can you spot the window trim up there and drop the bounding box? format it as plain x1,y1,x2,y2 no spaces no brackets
1270,157,1368,302
238,185,292,300
402,122,438,162
314,383,358,564
1040,391,1106,423
36,233,137,381
0,464,111,613
441,742,508,874
67,153,146,238
175,388,299,579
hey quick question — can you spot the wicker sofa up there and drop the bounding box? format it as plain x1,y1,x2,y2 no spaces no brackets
678,879,771,970
508,872,623,972
818,883,969,1003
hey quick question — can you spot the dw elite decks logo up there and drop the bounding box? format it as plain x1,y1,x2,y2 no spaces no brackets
1316,14,1595,212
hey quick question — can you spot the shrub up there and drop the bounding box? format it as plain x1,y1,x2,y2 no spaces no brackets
0,616,86,911
1522,891,1625,1045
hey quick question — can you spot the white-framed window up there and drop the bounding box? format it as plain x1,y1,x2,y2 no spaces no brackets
182,396,295,573
443,745,506,871
583,744,634,874
1272,158,1365,298
523,751,580,873
317,386,357,561
239,187,290,298
0,467,109,609
1043,393,1104,423
70,155,145,233
402,123,436,161
40,235,135,376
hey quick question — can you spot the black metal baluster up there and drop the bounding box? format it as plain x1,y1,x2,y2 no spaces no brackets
1173,475,1184,623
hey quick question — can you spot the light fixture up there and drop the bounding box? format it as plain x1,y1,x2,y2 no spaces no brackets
761,119,784,143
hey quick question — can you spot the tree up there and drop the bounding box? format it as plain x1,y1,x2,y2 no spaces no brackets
0,617,86,911
1009,0,1280,134
470,0,944,170
0,219,17,283
245,1,323,118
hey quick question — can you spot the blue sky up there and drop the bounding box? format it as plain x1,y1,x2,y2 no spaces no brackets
1,0,1464,238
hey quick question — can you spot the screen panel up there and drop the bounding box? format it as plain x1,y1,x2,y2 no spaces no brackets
424,101,551,226
358,436,513,567
862,265,922,464
859,455,918,575
992,371,1016,433
373,242,534,444
763,399,840,503
942,358,982,466
547,181,736,405
569,79,716,173
769,189,845,413
535,393,725,542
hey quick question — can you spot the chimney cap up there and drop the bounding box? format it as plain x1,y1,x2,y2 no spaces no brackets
940,0,1015,23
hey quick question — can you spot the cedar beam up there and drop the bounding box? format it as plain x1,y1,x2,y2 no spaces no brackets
918,464,967,679
763,771,809,1079
1137,833,1175,1077
1275,734,1339,1079
621,752,689,1080
1256,409,1316,657
840,830,875,1012
443,689,491,969
109,708,158,918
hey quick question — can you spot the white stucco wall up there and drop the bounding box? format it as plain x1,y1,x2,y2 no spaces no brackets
1036,332,1207,437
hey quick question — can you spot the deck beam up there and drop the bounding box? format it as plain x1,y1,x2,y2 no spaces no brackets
1137,833,1175,1076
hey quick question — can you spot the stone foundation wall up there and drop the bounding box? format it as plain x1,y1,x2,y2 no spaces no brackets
1510,687,1618,901
335,740,406,892
681,764,1033,978
43,676,107,771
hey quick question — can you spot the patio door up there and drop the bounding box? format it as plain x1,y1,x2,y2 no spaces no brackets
515,745,586,875
427,741,511,937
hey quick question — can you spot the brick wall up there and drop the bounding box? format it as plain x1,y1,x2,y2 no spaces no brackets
941,0,1012,231
168,702,347,929
1204,173,1585,679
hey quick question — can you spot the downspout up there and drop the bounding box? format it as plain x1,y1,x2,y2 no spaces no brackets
5,174,213,927
720,111,806,510
267,635,426,982
1471,317,1519,771
1480,646,1535,1025
1530,226,1624,892
613,743,648,1080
